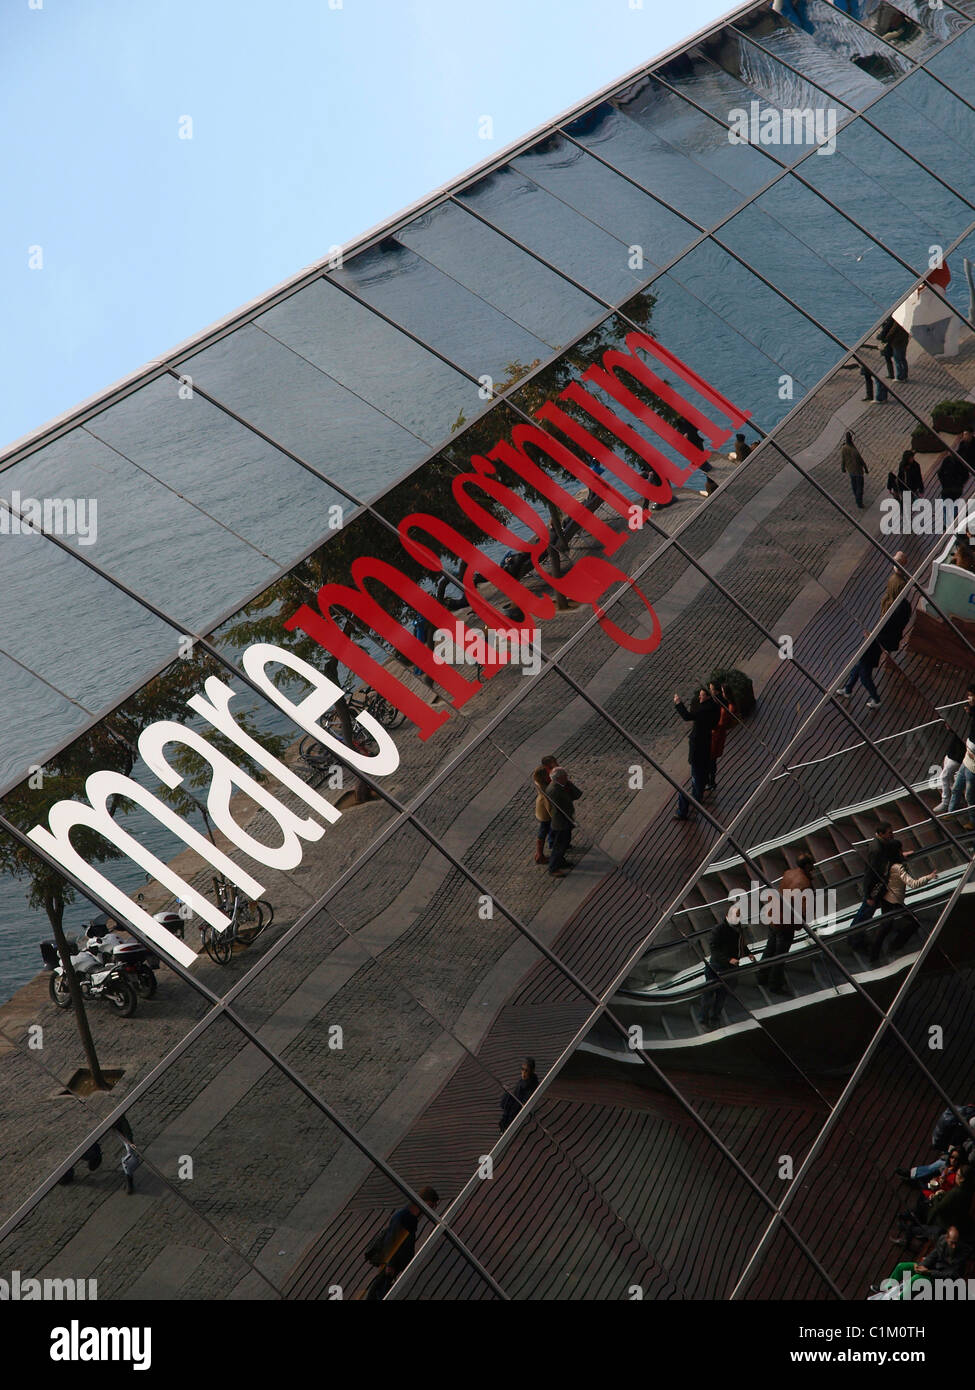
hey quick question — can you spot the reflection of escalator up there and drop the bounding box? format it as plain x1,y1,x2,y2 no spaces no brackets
576,781,975,1080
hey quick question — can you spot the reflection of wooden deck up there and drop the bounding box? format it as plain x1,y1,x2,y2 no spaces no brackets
286,432,975,1301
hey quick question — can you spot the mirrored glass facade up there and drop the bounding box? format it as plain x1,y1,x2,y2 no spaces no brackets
5,0,975,1303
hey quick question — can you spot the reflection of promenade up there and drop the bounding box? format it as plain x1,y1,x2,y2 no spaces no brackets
3,337,975,1298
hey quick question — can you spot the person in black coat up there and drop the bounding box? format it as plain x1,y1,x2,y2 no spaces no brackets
850,822,894,928
696,916,750,1027
673,688,720,820
938,448,969,503
499,1058,539,1132
896,450,923,497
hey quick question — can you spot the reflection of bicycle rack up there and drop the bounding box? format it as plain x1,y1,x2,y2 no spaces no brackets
199,876,275,966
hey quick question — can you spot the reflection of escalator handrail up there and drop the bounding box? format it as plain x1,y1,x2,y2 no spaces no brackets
654,835,955,957
623,873,959,1002
671,802,966,926
768,703,965,783
706,778,950,875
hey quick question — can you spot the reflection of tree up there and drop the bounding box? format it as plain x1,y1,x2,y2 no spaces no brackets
1,653,205,1088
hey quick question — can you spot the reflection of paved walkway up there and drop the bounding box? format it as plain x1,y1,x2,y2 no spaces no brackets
3,337,974,1298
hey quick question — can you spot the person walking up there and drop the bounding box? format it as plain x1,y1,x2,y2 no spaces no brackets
934,726,966,813
545,767,581,877
499,1058,539,1132
879,316,910,381
868,840,936,963
696,914,752,1029
859,361,889,403
947,734,975,829
706,681,737,793
938,447,969,503
841,431,869,508
878,556,912,654
836,638,883,708
758,852,815,995
673,687,720,821
532,754,558,864
364,1186,440,1300
850,821,895,929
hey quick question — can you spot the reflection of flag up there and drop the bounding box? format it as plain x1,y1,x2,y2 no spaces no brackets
895,264,963,357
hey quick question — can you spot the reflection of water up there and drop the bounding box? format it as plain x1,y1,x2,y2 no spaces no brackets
0,61,955,999
0,686,302,1003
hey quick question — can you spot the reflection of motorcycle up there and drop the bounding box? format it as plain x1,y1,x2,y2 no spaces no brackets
80,917,160,999
40,936,137,1017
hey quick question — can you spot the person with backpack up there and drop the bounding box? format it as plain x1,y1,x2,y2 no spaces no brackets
363,1186,440,1300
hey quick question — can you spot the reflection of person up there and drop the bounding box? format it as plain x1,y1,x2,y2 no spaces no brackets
545,768,581,877
860,362,888,403
673,688,720,821
706,681,736,793
879,316,909,381
938,448,968,502
365,1187,440,1301
868,840,935,963
851,822,894,929
758,853,814,996
836,639,883,708
697,915,752,1028
841,431,869,508
532,755,558,865
951,539,975,573
499,1058,539,1132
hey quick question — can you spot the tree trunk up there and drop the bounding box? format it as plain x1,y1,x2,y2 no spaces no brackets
47,892,107,1090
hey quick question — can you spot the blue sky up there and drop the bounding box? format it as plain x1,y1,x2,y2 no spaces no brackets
1,0,735,451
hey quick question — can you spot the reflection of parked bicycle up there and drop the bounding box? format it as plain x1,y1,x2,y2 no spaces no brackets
335,680,406,730
201,875,274,964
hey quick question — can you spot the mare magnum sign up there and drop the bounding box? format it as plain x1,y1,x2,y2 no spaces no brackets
28,331,749,967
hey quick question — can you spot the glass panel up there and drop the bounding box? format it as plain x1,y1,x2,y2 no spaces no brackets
663,30,855,142
0,1116,269,1301
0,529,180,722
777,1027,969,1297
511,134,700,271
436,1102,779,1298
120,1014,430,1298
735,4,897,106
613,72,780,197
395,201,604,350
0,655,91,796
665,238,842,394
867,68,975,204
562,100,762,227
3,421,281,633
255,276,480,446
715,177,914,342
802,119,975,270
180,322,433,503
924,13,975,102
456,163,647,305
329,237,552,389
828,0,967,60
